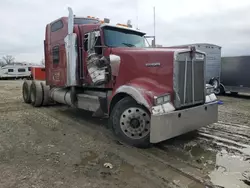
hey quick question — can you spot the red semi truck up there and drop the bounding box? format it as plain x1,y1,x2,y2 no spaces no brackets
22,7,218,148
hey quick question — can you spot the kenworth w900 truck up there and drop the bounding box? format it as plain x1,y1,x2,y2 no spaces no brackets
22,7,218,148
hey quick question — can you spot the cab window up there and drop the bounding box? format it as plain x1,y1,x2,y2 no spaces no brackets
51,20,63,32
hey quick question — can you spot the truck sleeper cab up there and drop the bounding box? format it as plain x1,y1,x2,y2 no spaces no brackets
22,7,218,148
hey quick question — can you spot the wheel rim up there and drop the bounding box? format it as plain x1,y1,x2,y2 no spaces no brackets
120,107,150,139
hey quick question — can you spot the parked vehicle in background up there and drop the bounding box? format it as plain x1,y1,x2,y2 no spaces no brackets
168,43,222,94
0,63,31,79
21,7,218,148
219,55,250,95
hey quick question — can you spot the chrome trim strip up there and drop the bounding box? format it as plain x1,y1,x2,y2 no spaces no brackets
192,58,195,103
183,57,188,104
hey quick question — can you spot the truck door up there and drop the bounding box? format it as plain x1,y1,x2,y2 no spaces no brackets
83,30,109,86
48,19,67,87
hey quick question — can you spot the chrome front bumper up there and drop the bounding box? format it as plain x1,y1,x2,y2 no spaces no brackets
150,101,218,143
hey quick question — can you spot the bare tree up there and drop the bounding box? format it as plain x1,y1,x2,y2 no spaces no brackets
0,60,4,67
2,55,15,64
41,58,45,65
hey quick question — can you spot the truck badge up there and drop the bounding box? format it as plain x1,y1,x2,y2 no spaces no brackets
145,62,161,67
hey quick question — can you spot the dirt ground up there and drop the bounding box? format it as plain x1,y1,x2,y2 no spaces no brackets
0,80,250,188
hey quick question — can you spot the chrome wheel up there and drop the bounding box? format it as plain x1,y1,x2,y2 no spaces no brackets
120,107,150,139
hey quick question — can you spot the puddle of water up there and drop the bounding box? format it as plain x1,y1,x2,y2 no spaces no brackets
180,142,250,187
209,149,250,188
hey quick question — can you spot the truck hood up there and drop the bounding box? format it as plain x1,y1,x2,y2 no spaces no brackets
109,47,177,100
110,47,178,68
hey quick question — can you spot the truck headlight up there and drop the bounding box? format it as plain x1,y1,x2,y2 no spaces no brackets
154,94,171,105
206,87,214,95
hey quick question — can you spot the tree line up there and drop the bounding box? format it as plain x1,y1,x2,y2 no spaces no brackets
0,55,15,66
0,55,45,67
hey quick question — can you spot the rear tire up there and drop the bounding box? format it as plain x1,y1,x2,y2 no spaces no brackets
109,97,151,148
41,82,50,106
30,81,43,107
22,80,32,103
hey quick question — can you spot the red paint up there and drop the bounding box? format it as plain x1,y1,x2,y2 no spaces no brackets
44,17,181,111
45,17,68,87
31,66,46,81
110,48,175,108
45,18,100,87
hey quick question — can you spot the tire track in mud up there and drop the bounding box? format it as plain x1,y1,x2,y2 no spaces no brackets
36,107,211,188
2,93,249,187
218,110,250,125
200,127,250,144
206,122,250,139
155,120,250,161
198,121,250,157
150,120,250,187
156,120,250,159
139,147,214,187
0,101,35,113
42,107,250,187
196,120,250,188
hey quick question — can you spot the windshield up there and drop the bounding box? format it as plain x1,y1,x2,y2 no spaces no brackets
103,26,146,48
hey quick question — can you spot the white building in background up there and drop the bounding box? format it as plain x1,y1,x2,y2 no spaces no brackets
0,63,31,79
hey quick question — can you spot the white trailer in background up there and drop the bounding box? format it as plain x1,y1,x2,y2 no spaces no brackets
169,43,222,94
0,64,31,79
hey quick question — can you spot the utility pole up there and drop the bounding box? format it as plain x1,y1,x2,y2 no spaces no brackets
154,6,156,47
152,6,156,47
136,0,139,29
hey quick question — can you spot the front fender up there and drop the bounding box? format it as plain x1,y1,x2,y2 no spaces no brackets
114,85,152,110
111,78,170,112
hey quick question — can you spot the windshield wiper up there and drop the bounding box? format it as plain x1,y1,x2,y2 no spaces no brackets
122,42,135,47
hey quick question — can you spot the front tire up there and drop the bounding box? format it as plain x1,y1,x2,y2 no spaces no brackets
109,97,151,148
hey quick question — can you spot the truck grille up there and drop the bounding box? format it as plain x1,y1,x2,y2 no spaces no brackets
174,52,205,108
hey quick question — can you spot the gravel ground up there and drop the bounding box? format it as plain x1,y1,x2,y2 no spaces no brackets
0,80,249,188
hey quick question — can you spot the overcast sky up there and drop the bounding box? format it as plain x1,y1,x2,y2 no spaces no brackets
0,0,249,63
